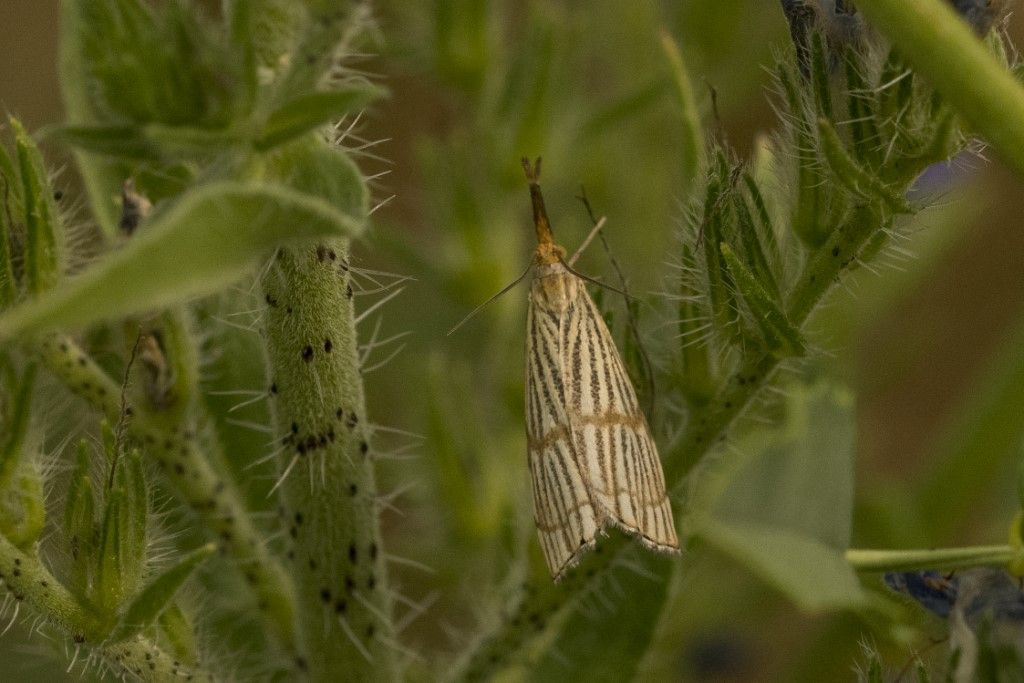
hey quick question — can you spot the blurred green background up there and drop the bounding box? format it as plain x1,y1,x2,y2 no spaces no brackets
3,1,1024,680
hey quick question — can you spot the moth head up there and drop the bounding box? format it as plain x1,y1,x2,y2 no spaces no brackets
535,241,565,265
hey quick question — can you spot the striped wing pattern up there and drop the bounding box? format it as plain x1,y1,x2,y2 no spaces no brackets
563,290,678,554
526,297,600,578
526,269,678,580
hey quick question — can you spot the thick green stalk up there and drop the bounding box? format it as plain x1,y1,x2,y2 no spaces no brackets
846,545,1017,572
260,240,396,681
34,334,296,652
0,533,211,682
854,0,1024,178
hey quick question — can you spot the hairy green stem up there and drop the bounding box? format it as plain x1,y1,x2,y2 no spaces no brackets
846,545,1017,572
854,0,1024,177
451,539,623,681
0,533,212,682
34,334,296,653
260,239,396,681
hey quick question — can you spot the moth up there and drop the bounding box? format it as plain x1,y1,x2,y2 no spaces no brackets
521,158,679,581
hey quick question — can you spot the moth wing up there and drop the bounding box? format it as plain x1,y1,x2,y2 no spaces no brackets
562,287,679,553
525,294,599,579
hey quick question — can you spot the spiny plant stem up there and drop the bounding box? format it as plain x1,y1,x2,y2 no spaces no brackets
260,239,396,681
671,204,888,472
34,334,297,653
0,532,213,682
451,542,622,680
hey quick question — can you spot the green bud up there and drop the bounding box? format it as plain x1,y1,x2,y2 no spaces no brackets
734,194,779,299
0,463,45,551
741,173,780,272
51,125,156,160
0,363,36,489
11,118,63,294
699,161,737,338
107,544,214,643
810,32,834,121
0,143,17,309
843,54,880,166
117,450,148,596
883,107,958,186
791,110,826,245
95,488,127,614
875,49,915,140
720,242,805,357
140,312,200,423
158,603,198,666
818,118,910,214
100,419,117,466
64,442,96,596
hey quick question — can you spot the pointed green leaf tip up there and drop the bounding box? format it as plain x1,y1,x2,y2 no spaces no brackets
64,442,95,596
719,242,803,357
0,181,365,342
256,82,385,151
95,488,126,612
107,543,215,643
0,363,36,488
11,118,64,294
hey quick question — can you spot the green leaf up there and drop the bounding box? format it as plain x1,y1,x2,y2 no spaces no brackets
52,123,243,161
690,381,865,611
660,29,704,188
0,464,45,551
64,442,95,596
698,519,865,612
108,543,215,643
0,181,365,342
117,450,147,597
720,243,803,357
157,603,198,665
12,118,63,293
733,193,779,298
0,143,17,309
817,118,910,214
151,310,201,422
67,1,249,128
256,84,383,151
778,66,827,247
843,54,882,168
699,159,736,337
810,32,834,121
95,488,126,613
741,172,781,278
0,363,36,489
50,125,157,160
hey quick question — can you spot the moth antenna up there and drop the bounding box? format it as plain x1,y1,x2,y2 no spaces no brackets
555,255,635,300
445,261,533,336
